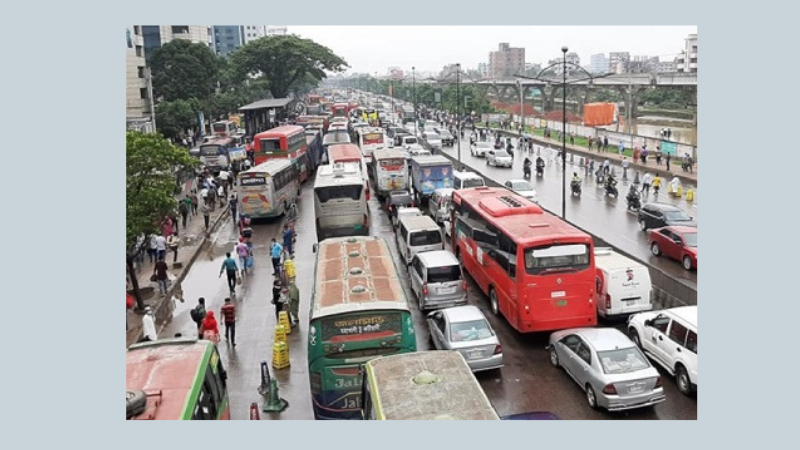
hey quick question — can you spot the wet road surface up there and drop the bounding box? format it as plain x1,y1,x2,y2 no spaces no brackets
161,170,696,420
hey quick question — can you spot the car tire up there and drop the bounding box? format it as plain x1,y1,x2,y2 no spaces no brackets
651,242,661,256
676,365,694,396
683,256,693,271
549,347,560,367
585,385,599,410
127,389,148,419
639,219,648,231
629,329,642,349
489,287,499,316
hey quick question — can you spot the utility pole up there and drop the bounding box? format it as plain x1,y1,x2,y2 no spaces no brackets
456,63,461,164
146,67,156,132
561,46,568,220
413,66,417,137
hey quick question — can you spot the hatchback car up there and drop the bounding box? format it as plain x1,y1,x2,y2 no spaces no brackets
638,203,696,231
628,306,697,396
427,305,503,372
436,129,455,146
504,179,538,203
649,226,697,270
547,328,665,411
423,131,443,150
486,149,513,168
471,141,492,157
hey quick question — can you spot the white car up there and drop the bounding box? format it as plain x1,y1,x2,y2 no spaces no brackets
423,131,442,150
627,306,697,396
486,149,513,168
407,146,430,157
504,179,538,203
471,142,493,157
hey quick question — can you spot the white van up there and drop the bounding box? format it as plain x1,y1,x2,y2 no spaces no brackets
396,216,444,265
594,247,653,319
452,171,485,190
428,188,455,224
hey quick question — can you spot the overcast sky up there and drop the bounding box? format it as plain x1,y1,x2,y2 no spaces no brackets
289,26,697,75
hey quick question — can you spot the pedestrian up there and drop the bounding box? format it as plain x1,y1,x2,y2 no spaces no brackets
641,172,653,196
666,153,671,172
208,185,217,211
288,281,300,327
200,186,209,207
602,159,610,176
182,137,188,148
190,298,207,338
178,198,190,228
218,170,230,196
272,278,284,320
283,224,293,257
140,306,157,342
622,157,630,178
588,136,593,151
161,216,174,238
655,147,663,165
189,190,199,216
148,234,158,263
589,159,595,177
217,184,225,209
155,234,167,261
153,256,169,296
167,232,180,263
200,311,220,344
569,133,575,145
604,135,609,151
229,194,238,226
236,238,250,275
270,238,283,276
641,147,649,164
220,297,236,346
652,173,662,196
219,252,239,296
201,203,211,230
618,140,625,154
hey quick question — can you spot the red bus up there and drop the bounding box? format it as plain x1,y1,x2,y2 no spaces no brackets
451,187,597,333
252,125,310,183
331,103,350,118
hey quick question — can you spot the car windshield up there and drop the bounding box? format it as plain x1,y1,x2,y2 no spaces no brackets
664,210,691,221
495,151,510,158
390,195,413,205
682,232,697,247
597,347,650,374
462,178,485,188
427,265,461,283
511,181,533,191
449,319,493,342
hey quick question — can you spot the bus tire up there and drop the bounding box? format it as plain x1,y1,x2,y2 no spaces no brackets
489,287,499,316
127,389,147,419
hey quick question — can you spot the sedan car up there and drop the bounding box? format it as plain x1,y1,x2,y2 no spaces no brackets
407,146,431,157
423,131,443,150
638,203,696,231
547,328,665,411
504,179,538,203
649,226,697,270
471,141,492,157
486,149,513,168
427,306,503,372
436,129,455,146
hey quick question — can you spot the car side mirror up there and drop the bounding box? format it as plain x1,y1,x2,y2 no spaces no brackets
643,319,652,328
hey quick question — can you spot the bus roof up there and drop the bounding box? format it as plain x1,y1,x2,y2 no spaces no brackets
201,137,234,146
411,155,452,167
126,338,214,420
328,144,363,161
254,125,305,139
241,158,293,176
314,163,364,188
365,351,500,420
455,187,592,247
372,149,405,160
323,133,351,146
311,236,409,320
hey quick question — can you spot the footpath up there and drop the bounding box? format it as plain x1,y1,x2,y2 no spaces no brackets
126,199,231,348
473,125,698,187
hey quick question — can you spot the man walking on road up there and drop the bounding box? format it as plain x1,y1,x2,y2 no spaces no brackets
666,153,671,172
270,238,283,276
155,234,167,261
229,194,238,227
220,297,237,346
190,190,199,216
219,252,239,296
283,224,293,257
190,298,206,338
179,198,190,228
153,256,169,296
167,232,180,263
604,135,609,151
641,172,653,196
201,203,211,230
140,306,157,342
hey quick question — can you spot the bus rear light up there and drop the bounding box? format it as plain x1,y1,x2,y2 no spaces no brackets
602,384,618,395
493,344,503,355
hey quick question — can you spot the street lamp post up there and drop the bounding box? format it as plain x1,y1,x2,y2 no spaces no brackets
561,46,568,220
413,66,417,137
517,79,523,136
456,63,461,165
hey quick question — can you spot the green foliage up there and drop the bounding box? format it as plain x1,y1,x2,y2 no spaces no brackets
230,35,348,98
641,88,692,109
149,40,220,102
155,99,199,141
126,131,200,253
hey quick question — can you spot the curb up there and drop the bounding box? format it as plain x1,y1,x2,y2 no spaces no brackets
474,126,698,187
126,207,231,347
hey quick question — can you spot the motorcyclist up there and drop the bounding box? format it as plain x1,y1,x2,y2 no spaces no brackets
571,172,581,192
627,184,640,202
605,173,617,193
523,157,532,177
535,156,545,174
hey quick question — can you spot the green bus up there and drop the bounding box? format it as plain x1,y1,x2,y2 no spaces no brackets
308,236,417,420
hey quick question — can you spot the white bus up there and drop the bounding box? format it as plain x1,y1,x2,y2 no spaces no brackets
313,162,371,241
357,127,387,161
237,159,299,219
370,149,408,199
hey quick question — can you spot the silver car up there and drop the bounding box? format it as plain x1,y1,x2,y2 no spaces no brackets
547,328,665,411
486,149,513,167
427,305,503,372
471,142,492,157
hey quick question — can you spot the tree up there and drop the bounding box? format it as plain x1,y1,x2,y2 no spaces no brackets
230,35,348,98
156,99,199,141
149,40,220,102
126,131,200,309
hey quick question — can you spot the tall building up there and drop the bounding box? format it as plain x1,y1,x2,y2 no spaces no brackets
589,53,609,74
241,26,266,44
388,67,404,79
657,59,678,73
628,55,659,74
212,26,243,56
677,33,697,73
126,26,151,127
489,43,525,78
608,51,631,74
550,52,581,76
440,64,460,79
266,26,288,36
477,63,490,78
142,26,213,62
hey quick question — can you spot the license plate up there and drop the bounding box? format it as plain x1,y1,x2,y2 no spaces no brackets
629,385,644,394
438,287,456,294
466,350,483,360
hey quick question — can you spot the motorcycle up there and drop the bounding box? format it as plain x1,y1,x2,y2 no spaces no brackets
536,164,544,177
523,164,532,179
571,180,582,197
605,182,618,198
627,192,641,211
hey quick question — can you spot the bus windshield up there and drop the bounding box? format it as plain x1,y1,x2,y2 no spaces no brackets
200,145,221,156
315,185,362,202
524,244,590,274
410,230,442,246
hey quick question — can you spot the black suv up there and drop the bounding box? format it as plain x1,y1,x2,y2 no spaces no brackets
435,128,455,147
638,203,696,231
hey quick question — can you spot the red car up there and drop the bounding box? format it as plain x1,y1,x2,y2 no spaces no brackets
649,226,697,270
